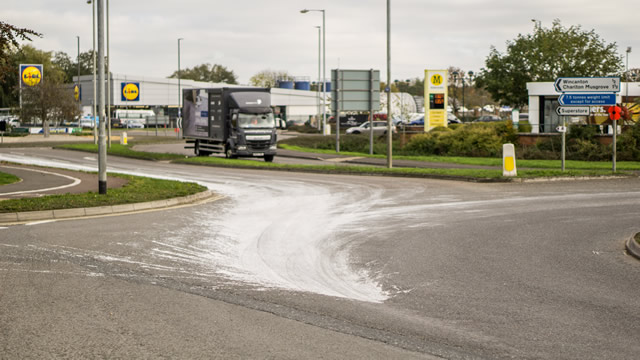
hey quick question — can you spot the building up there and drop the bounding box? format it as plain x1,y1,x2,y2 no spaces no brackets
73,73,325,125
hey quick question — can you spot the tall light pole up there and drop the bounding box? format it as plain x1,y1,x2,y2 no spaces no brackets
386,0,392,168
315,25,321,131
76,36,80,86
97,0,107,194
301,9,326,135
452,71,459,116
178,38,183,134
106,0,111,147
467,70,474,119
626,47,632,103
88,0,97,144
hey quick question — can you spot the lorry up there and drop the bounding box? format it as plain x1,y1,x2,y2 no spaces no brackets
182,87,282,162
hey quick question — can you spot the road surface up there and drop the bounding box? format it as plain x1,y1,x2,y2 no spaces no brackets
0,147,639,359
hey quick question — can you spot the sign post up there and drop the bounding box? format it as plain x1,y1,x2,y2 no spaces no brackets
331,69,380,154
555,76,620,172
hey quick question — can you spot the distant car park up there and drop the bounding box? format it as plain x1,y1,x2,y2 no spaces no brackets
473,115,502,122
345,121,396,135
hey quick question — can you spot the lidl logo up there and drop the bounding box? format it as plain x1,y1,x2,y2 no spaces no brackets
430,74,443,86
121,82,140,101
20,64,43,87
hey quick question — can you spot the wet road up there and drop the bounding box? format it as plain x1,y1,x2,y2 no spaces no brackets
1,147,639,359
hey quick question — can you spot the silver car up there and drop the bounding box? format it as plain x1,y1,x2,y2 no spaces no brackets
345,121,396,135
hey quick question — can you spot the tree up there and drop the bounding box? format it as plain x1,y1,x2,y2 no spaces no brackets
53,50,96,84
169,63,238,84
0,21,41,83
20,79,81,137
475,19,623,108
249,70,293,88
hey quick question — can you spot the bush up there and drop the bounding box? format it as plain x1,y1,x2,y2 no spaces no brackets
403,121,517,157
517,120,532,133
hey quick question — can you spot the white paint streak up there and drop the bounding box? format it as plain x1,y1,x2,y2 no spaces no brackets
0,165,82,195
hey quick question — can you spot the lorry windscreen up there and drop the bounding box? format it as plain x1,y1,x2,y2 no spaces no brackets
237,113,275,129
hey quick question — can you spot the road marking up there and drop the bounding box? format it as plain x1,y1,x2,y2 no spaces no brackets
83,157,97,161
324,157,363,163
25,220,56,226
0,165,81,196
0,227,7,230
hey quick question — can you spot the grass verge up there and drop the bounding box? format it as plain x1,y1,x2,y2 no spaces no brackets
0,173,206,213
0,171,21,186
56,141,630,181
278,144,640,171
175,156,620,181
57,143,185,161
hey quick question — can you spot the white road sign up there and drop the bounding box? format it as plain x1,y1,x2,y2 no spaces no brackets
555,106,590,116
554,77,620,93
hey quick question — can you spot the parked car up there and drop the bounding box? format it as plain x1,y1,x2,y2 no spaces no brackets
474,115,502,122
345,121,396,134
447,114,462,124
408,117,424,126
124,119,144,128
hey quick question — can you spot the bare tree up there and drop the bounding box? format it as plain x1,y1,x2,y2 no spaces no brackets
20,80,81,137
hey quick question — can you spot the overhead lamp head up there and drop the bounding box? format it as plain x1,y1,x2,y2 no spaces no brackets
627,47,632,53
300,9,309,13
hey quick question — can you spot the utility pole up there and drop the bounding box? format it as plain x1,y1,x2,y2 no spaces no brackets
97,0,107,194
386,0,392,168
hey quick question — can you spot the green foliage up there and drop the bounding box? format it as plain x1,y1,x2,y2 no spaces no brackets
20,79,81,132
169,63,238,84
0,171,21,185
249,69,293,88
0,173,206,213
0,21,41,84
403,121,517,157
617,123,640,160
475,20,623,107
517,120,532,133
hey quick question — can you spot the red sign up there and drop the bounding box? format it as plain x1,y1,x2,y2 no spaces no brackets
608,106,622,121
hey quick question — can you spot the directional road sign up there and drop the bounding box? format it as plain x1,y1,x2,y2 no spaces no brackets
558,93,616,106
554,77,620,93
556,106,590,116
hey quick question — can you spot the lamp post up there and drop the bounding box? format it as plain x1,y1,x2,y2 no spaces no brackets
452,71,459,116
88,0,97,144
315,26,321,130
386,0,392,168
467,70,474,118
96,0,107,194
106,0,111,147
76,36,80,86
301,9,326,135
626,47,632,103
178,38,183,135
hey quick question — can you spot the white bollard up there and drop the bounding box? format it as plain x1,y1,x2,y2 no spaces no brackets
120,131,127,145
503,143,517,177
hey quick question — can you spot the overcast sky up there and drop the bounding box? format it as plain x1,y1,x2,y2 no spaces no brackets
4,0,638,84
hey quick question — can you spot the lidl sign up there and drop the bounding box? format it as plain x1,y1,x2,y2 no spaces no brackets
20,64,43,87
121,82,140,101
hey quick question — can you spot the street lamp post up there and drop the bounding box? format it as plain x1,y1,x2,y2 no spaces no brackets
467,70,474,118
88,0,97,144
315,25,321,131
76,36,80,86
626,47,632,103
452,71,459,116
97,0,107,194
301,9,326,135
386,0,392,168
178,38,183,136
106,0,111,147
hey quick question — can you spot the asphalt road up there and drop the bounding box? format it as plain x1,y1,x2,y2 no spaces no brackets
0,147,639,359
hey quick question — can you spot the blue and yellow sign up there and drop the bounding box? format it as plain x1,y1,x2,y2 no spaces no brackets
20,64,43,87
121,82,140,101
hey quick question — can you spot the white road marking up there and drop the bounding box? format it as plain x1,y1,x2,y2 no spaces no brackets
25,220,56,226
83,157,97,161
0,165,82,196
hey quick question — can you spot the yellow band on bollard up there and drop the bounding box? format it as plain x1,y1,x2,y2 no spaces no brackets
503,144,517,177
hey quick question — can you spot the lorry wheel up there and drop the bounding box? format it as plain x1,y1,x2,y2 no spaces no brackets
194,141,208,157
225,145,236,159
264,155,274,162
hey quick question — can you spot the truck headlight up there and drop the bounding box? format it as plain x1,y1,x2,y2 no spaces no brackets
237,145,247,150
270,145,277,150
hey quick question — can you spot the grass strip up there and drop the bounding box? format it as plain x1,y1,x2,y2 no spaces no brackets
0,173,206,213
0,171,21,186
176,156,621,181
56,142,630,181
278,144,640,171
57,143,185,161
